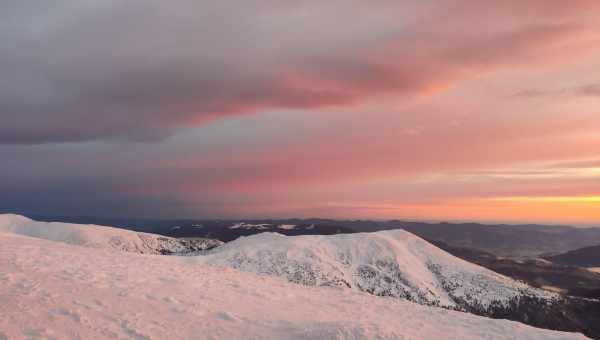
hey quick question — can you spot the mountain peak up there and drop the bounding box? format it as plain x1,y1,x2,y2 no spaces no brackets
199,229,555,310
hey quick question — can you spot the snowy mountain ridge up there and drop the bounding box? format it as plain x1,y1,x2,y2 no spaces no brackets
0,214,221,255
199,230,557,311
0,213,556,311
0,231,588,339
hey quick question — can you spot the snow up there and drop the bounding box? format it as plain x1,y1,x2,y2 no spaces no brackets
227,223,298,231
541,285,566,294
199,230,556,310
228,222,271,230
278,224,297,230
0,231,588,340
0,214,216,255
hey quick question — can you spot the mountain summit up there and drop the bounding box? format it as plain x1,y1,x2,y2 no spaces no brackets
199,230,555,310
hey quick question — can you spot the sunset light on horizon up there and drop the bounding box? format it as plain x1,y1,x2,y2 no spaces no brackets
2,0,600,226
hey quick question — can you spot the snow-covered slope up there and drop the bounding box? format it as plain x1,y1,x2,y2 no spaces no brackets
199,231,556,310
0,214,221,255
0,232,587,340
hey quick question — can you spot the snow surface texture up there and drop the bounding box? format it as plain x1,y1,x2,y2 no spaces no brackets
0,214,221,255
229,222,271,230
199,231,557,310
228,223,298,230
278,224,297,230
0,231,587,339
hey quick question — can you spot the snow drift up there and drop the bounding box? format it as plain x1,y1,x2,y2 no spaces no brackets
198,231,556,310
0,214,221,255
0,231,587,340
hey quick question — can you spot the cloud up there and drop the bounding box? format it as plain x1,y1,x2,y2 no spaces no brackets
547,159,600,169
2,0,599,144
513,83,600,98
576,84,600,96
3,1,600,223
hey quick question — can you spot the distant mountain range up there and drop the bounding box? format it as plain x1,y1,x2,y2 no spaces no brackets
431,240,600,300
171,222,355,242
545,245,600,268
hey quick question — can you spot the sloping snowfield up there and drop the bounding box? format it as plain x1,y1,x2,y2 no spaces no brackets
0,214,220,255
198,231,555,309
0,215,589,339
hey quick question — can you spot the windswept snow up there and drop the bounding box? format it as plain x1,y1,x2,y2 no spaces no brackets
0,214,221,255
228,222,271,230
199,231,556,310
278,224,297,230
0,232,587,340
227,223,298,231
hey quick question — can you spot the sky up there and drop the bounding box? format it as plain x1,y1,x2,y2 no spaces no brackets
2,0,600,225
